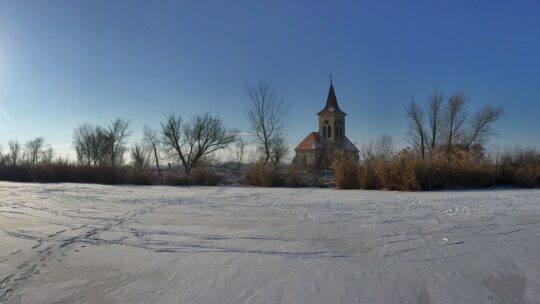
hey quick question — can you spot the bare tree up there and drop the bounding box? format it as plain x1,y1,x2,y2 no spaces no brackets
73,123,93,165
41,146,54,163
73,123,110,166
247,81,288,164
0,144,5,165
72,119,130,166
85,125,110,166
224,135,247,175
234,137,247,173
89,126,112,166
360,134,394,163
161,114,186,171
131,143,151,172
444,93,466,152
108,119,130,166
406,90,503,159
406,101,427,159
25,137,45,164
143,126,162,176
375,134,394,161
427,91,444,154
463,106,503,150
269,135,288,166
8,139,21,166
161,113,237,175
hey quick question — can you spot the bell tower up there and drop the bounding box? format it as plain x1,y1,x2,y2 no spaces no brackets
294,78,359,169
318,79,347,151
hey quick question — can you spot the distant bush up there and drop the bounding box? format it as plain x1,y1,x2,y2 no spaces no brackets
163,168,223,186
0,163,153,185
411,151,497,190
352,148,540,191
286,165,306,188
244,162,282,187
498,149,540,187
331,150,359,189
0,162,234,187
164,173,192,186
357,162,380,190
124,170,154,185
191,168,223,186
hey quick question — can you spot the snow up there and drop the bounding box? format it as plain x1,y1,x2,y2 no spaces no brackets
1,182,539,303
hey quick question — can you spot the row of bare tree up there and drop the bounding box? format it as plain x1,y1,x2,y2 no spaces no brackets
68,81,290,176
0,137,54,166
407,91,503,159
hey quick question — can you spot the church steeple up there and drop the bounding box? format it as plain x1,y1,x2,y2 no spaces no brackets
293,79,359,169
318,79,347,142
318,80,346,115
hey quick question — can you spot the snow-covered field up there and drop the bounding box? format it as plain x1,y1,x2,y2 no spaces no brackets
0,182,539,304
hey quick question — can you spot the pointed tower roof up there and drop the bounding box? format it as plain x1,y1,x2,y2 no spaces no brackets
318,81,346,115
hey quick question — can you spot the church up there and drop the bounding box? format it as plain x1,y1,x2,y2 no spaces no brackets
293,81,359,169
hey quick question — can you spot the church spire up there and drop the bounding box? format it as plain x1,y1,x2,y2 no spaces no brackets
318,78,345,115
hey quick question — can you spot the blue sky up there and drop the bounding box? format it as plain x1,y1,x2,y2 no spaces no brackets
0,0,539,158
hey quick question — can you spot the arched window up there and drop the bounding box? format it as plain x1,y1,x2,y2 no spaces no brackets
328,125,332,138
322,126,327,138
335,121,341,139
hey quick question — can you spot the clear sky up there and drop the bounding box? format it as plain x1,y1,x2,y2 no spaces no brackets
1,0,539,158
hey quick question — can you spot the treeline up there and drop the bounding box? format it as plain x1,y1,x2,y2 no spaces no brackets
0,81,290,186
333,91,540,190
0,113,240,185
0,85,538,190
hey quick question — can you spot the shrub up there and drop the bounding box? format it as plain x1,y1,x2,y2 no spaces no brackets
125,170,153,185
355,149,505,191
0,164,153,185
286,165,306,188
388,151,420,191
357,163,380,190
191,168,223,186
400,150,498,190
498,149,540,187
164,173,192,186
331,150,359,189
244,162,282,187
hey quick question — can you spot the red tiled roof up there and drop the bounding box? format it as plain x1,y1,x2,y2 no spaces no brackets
295,132,321,151
317,82,346,115
295,132,359,152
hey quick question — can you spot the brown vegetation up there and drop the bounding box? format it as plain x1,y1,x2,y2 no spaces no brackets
331,147,540,191
164,168,223,186
498,149,540,188
0,163,152,185
190,168,223,186
331,150,359,189
244,162,282,187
